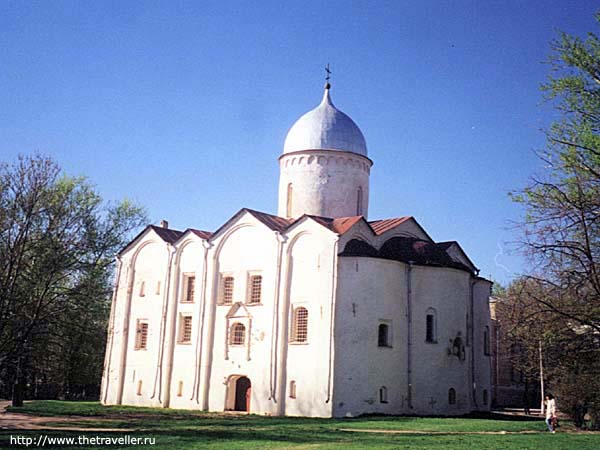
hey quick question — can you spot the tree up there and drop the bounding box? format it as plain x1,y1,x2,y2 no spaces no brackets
0,155,146,405
497,277,600,427
510,14,600,427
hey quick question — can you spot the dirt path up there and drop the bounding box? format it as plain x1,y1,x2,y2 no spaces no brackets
338,428,540,435
338,427,599,435
0,401,127,432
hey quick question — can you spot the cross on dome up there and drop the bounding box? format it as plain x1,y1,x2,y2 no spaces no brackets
325,63,332,89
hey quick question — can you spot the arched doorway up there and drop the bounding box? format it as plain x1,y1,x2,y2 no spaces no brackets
234,377,251,412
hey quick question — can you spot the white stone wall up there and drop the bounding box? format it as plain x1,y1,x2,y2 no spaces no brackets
101,235,172,407
472,279,493,411
101,257,129,406
204,222,280,415
333,258,487,417
101,215,491,419
409,266,471,416
102,213,338,417
278,150,371,219
166,240,205,410
282,227,336,417
333,257,408,417
121,241,167,407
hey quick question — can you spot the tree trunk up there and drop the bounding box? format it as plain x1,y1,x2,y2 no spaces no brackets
11,354,24,407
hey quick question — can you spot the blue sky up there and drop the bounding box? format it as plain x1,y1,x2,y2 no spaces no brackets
1,1,598,285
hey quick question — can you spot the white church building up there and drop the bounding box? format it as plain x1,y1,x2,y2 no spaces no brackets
101,82,492,417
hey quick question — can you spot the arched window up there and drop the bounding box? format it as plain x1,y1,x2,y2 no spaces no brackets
379,386,388,403
452,335,465,360
286,183,293,218
483,326,490,355
426,308,437,343
448,388,456,405
378,323,390,347
483,389,488,405
356,186,363,215
289,380,297,399
230,323,246,345
291,307,308,343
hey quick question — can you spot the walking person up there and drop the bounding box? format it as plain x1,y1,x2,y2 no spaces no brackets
545,394,557,433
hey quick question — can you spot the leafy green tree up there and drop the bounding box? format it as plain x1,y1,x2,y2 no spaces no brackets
0,155,146,406
510,14,600,427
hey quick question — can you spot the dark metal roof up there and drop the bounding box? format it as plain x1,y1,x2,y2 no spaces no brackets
340,236,475,274
148,225,184,243
189,229,213,240
306,215,364,235
245,209,293,232
120,211,467,272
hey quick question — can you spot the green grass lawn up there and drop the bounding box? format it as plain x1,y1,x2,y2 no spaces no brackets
1,400,598,449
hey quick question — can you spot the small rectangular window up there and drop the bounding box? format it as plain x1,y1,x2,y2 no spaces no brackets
183,275,196,303
379,386,388,403
483,326,491,355
177,381,184,397
289,380,297,399
135,321,148,349
139,281,146,297
179,316,192,343
248,275,262,304
291,307,308,343
378,322,391,347
221,276,234,305
155,280,161,295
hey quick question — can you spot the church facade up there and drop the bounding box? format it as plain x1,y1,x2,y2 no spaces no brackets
101,83,492,417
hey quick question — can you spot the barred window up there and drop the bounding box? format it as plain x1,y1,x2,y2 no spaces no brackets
291,307,308,343
183,275,196,303
135,321,148,349
249,275,262,304
222,276,234,304
179,316,192,343
230,323,246,345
